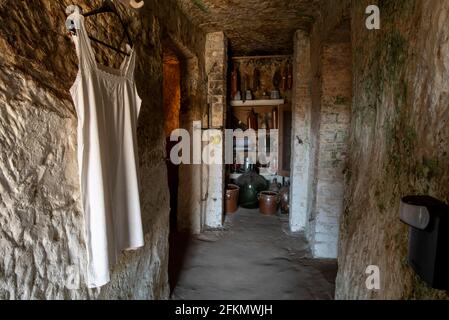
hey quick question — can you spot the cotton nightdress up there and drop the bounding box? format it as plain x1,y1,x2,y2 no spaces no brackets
68,9,144,288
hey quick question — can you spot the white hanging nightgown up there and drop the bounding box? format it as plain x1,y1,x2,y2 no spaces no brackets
68,10,144,288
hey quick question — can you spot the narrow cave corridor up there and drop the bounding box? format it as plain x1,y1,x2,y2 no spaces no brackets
171,208,336,300
1,0,449,303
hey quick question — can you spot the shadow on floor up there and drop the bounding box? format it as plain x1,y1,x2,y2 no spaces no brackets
168,230,193,294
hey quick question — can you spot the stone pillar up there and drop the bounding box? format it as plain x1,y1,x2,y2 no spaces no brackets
172,48,203,235
289,30,313,232
203,32,227,229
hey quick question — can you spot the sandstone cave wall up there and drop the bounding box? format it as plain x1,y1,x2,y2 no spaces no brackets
327,0,449,299
0,0,206,299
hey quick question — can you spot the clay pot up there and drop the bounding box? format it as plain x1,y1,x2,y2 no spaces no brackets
258,191,279,215
225,184,240,214
269,178,281,193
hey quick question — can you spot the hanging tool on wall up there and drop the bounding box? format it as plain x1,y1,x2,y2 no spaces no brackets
252,67,261,92
287,61,293,90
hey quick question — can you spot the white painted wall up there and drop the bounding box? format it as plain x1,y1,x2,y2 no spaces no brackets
289,31,314,233
310,40,351,258
289,30,351,259
204,163,224,228
203,32,227,229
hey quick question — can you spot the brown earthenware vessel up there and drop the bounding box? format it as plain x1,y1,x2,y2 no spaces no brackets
225,184,240,214
258,191,279,215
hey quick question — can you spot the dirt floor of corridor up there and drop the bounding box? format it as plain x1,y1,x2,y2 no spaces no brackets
170,208,337,300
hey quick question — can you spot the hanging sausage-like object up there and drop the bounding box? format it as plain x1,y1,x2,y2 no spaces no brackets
253,68,261,92
242,73,248,102
231,66,239,100
273,68,282,90
281,64,288,91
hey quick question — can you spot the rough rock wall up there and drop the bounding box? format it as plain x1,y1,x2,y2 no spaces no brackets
0,0,205,299
334,0,449,299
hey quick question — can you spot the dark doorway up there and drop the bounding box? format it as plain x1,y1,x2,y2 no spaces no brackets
163,45,189,294
163,47,181,231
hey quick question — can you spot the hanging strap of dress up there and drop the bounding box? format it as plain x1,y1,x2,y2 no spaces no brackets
123,46,137,79
66,5,97,72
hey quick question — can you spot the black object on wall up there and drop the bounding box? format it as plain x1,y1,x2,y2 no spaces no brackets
400,196,449,290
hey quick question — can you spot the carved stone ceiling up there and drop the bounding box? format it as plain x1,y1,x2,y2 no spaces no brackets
177,0,320,55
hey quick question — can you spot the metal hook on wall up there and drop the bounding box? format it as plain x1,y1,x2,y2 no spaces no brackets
117,0,145,9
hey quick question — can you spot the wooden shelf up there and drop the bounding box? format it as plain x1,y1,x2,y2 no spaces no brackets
230,99,285,107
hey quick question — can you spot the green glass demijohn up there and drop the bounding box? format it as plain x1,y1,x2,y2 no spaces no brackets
236,161,268,209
